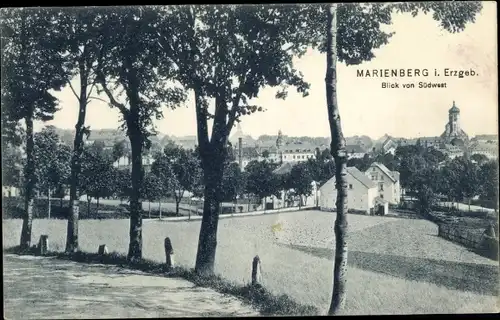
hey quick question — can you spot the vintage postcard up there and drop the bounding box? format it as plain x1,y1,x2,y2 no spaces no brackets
2,2,498,318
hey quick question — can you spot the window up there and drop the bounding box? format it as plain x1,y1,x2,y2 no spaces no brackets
381,175,384,181
293,155,296,159
380,194,384,199
379,183,384,191
372,167,376,171
349,184,353,189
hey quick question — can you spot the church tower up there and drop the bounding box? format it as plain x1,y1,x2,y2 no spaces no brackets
440,101,468,146
448,101,460,134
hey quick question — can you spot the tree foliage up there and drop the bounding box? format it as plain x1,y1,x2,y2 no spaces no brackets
289,162,314,203
33,126,71,195
163,144,202,214
245,160,281,201
2,143,24,188
79,144,114,203
220,162,246,202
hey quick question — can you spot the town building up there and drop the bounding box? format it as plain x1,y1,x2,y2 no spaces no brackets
345,144,367,159
319,166,378,214
382,137,397,153
472,134,498,144
229,123,256,147
364,162,401,205
2,186,20,198
112,154,155,172
469,140,498,159
278,142,318,163
436,143,466,159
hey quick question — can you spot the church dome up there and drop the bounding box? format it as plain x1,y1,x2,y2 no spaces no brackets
449,101,460,113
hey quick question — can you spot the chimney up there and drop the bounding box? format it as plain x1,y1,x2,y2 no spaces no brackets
238,137,243,170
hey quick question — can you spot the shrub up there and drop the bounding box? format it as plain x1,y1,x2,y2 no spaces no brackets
2,196,129,220
479,235,499,261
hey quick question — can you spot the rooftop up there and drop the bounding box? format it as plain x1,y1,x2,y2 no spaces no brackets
369,162,399,182
273,161,300,175
449,101,460,113
347,167,376,189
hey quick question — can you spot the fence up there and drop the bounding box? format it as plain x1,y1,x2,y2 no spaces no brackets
437,224,499,260
437,224,484,250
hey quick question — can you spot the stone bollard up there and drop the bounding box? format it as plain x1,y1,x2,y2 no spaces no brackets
164,237,175,270
251,255,262,286
98,244,108,255
38,235,49,256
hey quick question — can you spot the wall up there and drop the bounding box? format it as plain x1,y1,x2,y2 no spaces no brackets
367,165,399,205
319,178,336,209
393,181,401,204
319,174,373,214
437,224,484,250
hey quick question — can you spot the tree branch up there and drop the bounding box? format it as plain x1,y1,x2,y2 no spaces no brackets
88,96,113,105
95,75,130,116
225,75,247,136
211,92,229,146
86,81,97,101
67,79,80,102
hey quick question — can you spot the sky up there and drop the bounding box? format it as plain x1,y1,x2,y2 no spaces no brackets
36,2,498,141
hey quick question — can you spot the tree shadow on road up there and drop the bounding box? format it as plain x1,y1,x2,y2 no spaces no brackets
279,243,499,296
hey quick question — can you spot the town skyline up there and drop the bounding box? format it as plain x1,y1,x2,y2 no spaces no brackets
34,2,497,140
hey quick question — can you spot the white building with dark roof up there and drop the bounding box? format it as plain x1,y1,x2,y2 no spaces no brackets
345,144,367,158
365,162,401,205
278,142,318,163
319,166,378,214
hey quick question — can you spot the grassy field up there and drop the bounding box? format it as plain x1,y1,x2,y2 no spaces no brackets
3,210,499,315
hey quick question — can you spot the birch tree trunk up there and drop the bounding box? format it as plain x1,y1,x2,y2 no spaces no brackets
20,115,35,250
48,187,51,219
326,4,349,315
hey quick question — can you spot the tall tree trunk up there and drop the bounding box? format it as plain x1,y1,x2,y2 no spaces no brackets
175,193,181,216
127,121,144,261
195,156,225,276
96,197,100,211
189,198,192,220
66,63,88,253
48,187,51,219
326,4,349,316
20,115,35,250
